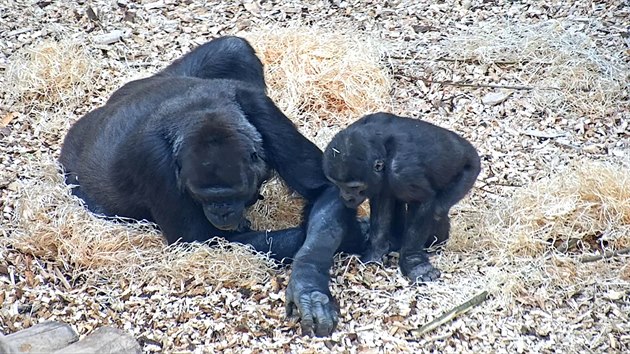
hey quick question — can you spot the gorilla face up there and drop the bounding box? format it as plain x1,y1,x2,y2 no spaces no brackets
323,130,385,209
178,122,269,231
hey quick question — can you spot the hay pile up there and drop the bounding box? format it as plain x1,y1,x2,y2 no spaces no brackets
4,40,101,109
243,25,392,230
482,160,630,257
444,20,627,115
242,25,393,130
445,159,630,299
7,157,276,287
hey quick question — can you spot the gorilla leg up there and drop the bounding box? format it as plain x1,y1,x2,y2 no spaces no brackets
388,201,406,252
335,215,368,255
434,164,479,216
361,193,396,263
423,165,478,247
398,202,441,282
425,214,450,248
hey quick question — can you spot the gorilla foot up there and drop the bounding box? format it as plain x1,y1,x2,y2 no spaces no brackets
402,262,441,283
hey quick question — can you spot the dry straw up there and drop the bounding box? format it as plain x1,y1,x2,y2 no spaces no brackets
441,159,630,302
243,25,393,229
445,20,627,115
7,158,276,287
450,159,630,258
241,25,393,131
5,39,101,109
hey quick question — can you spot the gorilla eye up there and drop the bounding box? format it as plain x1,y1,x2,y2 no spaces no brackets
373,159,384,172
250,152,259,162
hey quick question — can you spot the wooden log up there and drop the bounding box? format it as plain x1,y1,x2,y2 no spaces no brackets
51,327,141,354
4,322,78,353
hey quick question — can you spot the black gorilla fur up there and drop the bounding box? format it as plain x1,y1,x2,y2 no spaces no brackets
61,37,368,336
323,113,480,282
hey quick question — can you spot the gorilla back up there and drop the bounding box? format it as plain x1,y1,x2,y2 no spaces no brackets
59,37,326,260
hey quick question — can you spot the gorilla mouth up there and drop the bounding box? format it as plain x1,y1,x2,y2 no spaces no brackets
213,223,239,231
204,211,243,231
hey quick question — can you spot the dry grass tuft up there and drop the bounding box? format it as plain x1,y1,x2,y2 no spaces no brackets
451,159,630,258
446,20,628,115
5,40,101,109
489,160,629,256
241,25,393,130
8,157,275,288
241,25,392,229
246,176,304,230
443,159,629,303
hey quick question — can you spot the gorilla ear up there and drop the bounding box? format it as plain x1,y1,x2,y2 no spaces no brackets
373,159,385,172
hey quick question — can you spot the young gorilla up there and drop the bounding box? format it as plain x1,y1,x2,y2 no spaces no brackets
323,113,481,282
61,38,367,336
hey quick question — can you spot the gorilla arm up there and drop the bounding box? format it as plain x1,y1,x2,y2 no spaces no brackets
235,89,365,336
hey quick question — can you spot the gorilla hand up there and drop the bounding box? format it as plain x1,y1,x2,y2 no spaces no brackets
285,263,339,337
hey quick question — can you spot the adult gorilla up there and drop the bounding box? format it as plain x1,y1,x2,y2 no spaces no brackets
60,36,361,336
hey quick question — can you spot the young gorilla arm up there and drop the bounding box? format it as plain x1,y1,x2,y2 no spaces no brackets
361,192,397,263
235,90,365,337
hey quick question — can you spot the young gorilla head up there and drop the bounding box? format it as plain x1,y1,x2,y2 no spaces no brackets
177,112,269,231
322,129,387,209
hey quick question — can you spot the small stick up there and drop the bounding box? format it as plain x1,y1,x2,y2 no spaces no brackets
556,238,580,253
580,247,630,263
411,291,489,336
394,74,560,91
426,80,546,91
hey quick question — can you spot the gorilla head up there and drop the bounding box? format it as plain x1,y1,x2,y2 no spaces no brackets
177,111,269,231
322,129,387,209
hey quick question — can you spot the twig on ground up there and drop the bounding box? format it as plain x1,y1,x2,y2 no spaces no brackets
580,247,630,263
556,238,580,253
410,290,489,337
394,74,561,91
426,80,554,91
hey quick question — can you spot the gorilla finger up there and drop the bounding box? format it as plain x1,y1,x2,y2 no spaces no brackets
312,302,335,337
300,311,315,337
285,301,296,319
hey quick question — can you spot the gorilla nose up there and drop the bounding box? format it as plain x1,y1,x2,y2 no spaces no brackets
342,196,362,209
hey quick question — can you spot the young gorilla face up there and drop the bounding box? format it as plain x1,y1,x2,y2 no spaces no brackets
178,124,269,231
323,131,386,208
